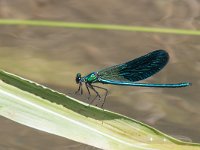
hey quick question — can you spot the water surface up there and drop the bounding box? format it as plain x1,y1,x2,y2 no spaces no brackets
0,0,200,149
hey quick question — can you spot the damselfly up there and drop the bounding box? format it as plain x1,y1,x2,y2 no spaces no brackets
75,50,191,107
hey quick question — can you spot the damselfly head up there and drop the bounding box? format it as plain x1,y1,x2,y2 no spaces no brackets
76,73,81,84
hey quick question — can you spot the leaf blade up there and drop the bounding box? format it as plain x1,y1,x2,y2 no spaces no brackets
0,70,199,150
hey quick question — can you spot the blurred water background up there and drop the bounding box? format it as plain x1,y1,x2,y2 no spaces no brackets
0,0,199,149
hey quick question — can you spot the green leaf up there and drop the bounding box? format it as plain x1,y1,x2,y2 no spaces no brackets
0,70,199,150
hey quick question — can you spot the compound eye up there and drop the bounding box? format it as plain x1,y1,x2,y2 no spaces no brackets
75,73,82,84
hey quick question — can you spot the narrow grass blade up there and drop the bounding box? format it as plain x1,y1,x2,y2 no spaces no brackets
0,19,200,35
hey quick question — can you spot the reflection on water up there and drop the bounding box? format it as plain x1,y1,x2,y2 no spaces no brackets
0,0,200,149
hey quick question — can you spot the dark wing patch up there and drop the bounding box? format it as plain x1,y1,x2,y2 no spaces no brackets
98,50,169,82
